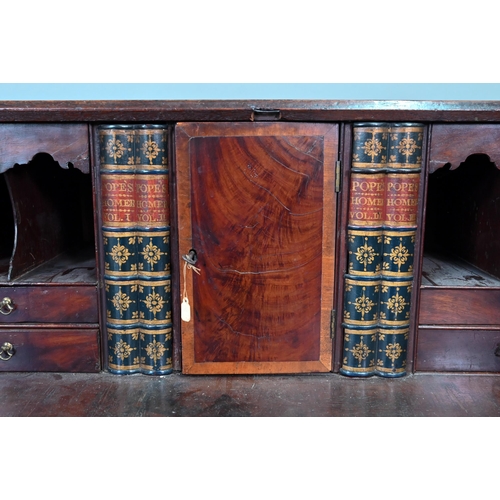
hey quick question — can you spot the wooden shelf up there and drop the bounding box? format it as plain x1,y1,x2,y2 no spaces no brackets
0,250,97,285
421,252,500,288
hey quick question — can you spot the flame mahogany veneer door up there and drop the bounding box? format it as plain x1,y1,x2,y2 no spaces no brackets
175,122,338,374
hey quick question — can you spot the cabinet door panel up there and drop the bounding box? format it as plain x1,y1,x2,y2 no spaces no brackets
176,122,338,374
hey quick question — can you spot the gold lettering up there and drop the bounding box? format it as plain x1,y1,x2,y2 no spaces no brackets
136,200,167,209
387,182,417,193
102,212,132,222
137,213,166,222
136,183,167,194
386,198,418,207
352,197,384,206
349,211,382,221
102,198,135,208
103,181,134,193
352,181,385,192
386,213,416,222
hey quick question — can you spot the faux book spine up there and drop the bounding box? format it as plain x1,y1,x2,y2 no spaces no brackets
341,123,423,377
99,124,172,375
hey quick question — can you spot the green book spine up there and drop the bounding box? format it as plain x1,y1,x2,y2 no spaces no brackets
134,125,172,375
341,275,380,375
375,123,423,377
100,124,172,375
341,123,423,378
100,125,139,374
341,124,389,376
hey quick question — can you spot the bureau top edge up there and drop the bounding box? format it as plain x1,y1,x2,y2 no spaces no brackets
2,99,500,123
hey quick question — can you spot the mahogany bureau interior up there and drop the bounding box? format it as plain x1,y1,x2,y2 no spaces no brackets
1,100,500,376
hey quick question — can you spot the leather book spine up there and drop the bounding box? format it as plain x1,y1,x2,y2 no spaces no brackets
134,125,172,375
341,123,424,377
384,173,421,227
99,125,141,374
351,123,389,170
348,172,386,226
341,124,389,377
100,125,172,375
375,123,423,377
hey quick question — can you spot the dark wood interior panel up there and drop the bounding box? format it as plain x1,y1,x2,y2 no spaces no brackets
0,123,90,173
419,123,500,374
0,174,14,274
176,122,338,374
429,124,500,173
3,155,95,281
0,327,100,372
419,288,500,326
424,153,500,280
416,327,500,372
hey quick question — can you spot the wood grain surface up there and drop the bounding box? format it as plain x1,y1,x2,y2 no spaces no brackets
0,285,98,324
419,288,500,326
0,123,90,173
1,371,499,416
0,327,100,372
416,327,500,372
429,124,500,172
421,253,500,287
3,100,500,123
176,122,338,374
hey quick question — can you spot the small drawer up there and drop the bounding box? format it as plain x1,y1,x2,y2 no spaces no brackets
0,285,98,324
0,327,100,372
419,288,500,326
416,327,500,372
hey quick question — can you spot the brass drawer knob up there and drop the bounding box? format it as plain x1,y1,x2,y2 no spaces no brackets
0,342,15,361
0,297,15,315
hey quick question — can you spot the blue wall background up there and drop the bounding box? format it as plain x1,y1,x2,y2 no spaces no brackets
1,83,500,101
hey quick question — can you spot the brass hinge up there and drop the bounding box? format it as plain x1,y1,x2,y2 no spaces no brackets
335,160,342,192
330,309,336,339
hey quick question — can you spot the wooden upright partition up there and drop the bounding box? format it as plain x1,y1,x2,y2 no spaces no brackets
175,122,338,374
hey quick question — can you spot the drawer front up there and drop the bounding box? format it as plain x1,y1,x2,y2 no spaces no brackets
419,288,500,326
416,327,500,372
0,285,98,323
0,327,100,372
